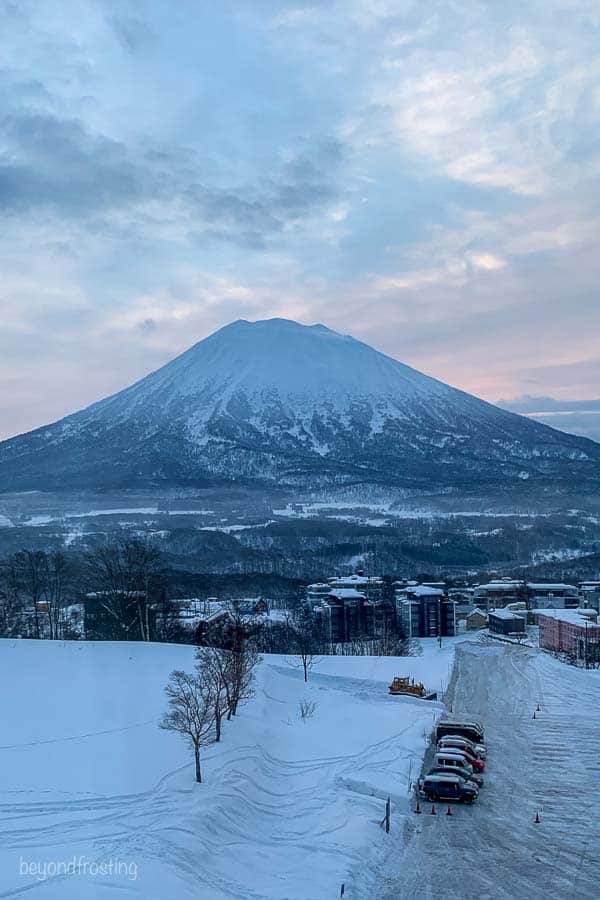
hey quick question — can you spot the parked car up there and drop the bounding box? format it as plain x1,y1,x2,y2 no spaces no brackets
432,752,484,787
436,720,485,745
438,734,487,760
428,765,483,790
437,740,485,771
421,773,478,804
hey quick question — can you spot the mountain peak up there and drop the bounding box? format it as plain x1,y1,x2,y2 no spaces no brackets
128,315,443,408
1,317,599,495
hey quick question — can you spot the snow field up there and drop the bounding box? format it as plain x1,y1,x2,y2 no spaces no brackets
0,638,457,899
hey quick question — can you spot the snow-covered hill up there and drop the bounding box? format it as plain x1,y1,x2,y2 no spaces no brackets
1,318,599,495
0,638,456,899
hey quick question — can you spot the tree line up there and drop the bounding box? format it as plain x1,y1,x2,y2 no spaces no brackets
0,537,183,642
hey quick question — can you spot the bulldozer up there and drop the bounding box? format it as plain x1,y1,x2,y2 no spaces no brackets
388,676,437,700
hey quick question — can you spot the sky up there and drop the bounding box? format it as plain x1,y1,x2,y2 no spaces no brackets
1,0,600,440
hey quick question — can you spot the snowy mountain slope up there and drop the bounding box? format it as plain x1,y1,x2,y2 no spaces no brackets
1,318,599,495
0,638,456,899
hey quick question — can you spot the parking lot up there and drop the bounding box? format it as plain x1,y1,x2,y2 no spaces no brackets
376,640,600,900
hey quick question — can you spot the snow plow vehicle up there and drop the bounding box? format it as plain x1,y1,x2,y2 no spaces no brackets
388,676,437,700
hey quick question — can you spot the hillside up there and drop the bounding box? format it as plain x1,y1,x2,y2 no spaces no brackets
0,638,455,898
1,318,599,497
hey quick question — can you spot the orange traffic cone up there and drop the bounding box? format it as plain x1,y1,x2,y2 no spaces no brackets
415,800,421,814
430,804,436,815
534,811,540,824
446,805,452,817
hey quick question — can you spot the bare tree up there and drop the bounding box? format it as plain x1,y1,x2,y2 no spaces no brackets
226,641,260,718
85,538,163,640
216,603,261,719
299,700,317,721
196,646,229,742
286,612,320,682
0,555,25,637
159,669,216,783
156,590,186,644
14,550,47,639
43,550,69,640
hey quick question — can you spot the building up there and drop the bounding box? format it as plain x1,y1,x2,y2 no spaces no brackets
84,591,156,641
229,597,269,615
474,579,579,611
579,582,600,611
466,608,487,631
313,586,395,643
316,589,366,643
396,586,456,639
363,596,395,640
473,580,527,610
538,609,600,662
306,583,333,608
526,583,579,609
327,575,385,601
488,608,526,636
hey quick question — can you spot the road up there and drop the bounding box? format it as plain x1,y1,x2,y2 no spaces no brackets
375,640,600,900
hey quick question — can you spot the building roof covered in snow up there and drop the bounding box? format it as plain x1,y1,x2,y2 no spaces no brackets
527,583,578,593
535,609,599,625
327,588,366,600
489,607,526,620
475,581,524,592
403,585,444,597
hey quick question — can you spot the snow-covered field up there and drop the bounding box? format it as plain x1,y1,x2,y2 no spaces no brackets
0,638,457,899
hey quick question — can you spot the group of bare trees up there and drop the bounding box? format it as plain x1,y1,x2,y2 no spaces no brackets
84,538,166,641
0,536,179,642
161,639,260,783
0,549,72,639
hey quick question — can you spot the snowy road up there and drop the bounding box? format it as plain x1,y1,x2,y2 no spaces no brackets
376,641,600,900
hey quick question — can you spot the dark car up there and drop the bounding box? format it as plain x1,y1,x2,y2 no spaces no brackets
421,773,478,804
428,762,484,789
435,720,485,746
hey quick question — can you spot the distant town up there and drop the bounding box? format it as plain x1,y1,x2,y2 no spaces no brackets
5,550,599,667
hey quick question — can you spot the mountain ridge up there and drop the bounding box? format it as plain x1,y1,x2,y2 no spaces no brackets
1,318,599,497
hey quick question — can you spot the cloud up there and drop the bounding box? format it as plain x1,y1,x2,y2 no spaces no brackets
0,108,343,247
499,395,600,443
0,0,600,439
468,253,506,271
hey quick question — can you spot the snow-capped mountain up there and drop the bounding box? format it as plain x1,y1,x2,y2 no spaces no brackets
1,318,600,496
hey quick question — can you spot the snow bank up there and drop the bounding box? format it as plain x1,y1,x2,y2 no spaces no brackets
0,638,458,899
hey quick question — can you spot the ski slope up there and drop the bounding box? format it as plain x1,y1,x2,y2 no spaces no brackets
0,638,457,899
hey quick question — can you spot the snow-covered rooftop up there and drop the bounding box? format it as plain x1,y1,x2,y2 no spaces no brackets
489,608,526,620
527,583,578,592
476,581,524,592
535,609,600,625
404,585,444,597
329,575,383,586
